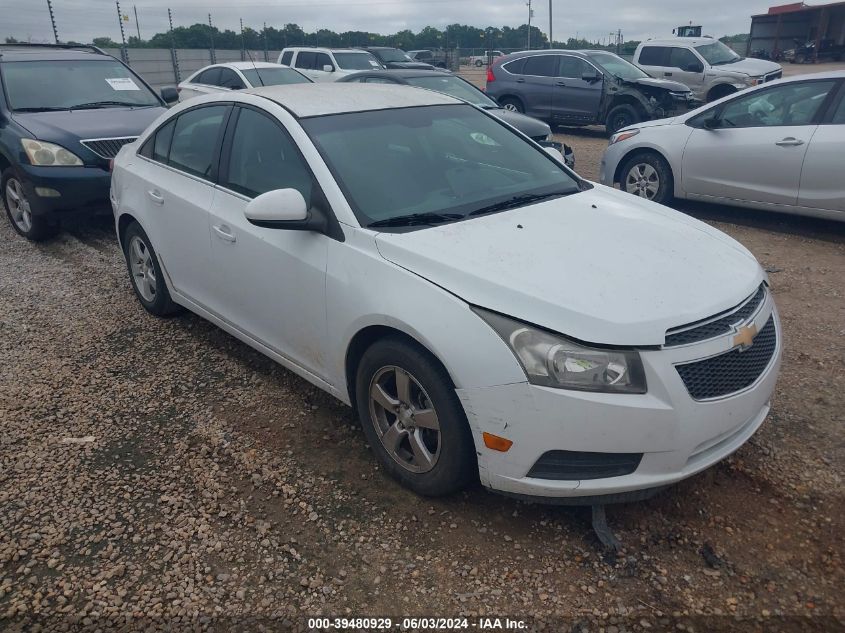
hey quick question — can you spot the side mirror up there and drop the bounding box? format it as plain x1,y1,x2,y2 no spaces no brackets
322,64,335,72
160,86,179,104
581,70,602,83
684,62,704,73
244,189,309,228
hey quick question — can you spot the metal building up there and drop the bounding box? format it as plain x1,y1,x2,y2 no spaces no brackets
747,2,845,60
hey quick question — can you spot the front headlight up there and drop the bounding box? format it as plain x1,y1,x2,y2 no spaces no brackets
744,76,763,87
473,307,647,393
544,132,553,142
608,128,640,145
21,139,83,167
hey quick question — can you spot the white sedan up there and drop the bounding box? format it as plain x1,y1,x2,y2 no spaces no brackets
601,71,845,221
177,61,311,101
111,84,781,502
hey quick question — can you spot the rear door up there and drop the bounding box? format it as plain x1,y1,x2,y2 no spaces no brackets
294,51,319,81
636,45,669,78
134,104,231,308
797,83,845,212
682,79,837,206
552,55,602,124
518,54,560,121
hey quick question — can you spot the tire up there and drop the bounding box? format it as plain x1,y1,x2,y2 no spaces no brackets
1,168,57,241
498,96,525,114
618,152,674,205
355,337,477,497
707,84,737,103
474,59,483,67
121,221,180,317
605,104,641,136
794,54,806,65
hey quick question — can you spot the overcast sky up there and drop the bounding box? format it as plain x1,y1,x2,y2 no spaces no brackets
2,0,774,46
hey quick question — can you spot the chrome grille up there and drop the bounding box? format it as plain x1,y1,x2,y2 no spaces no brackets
676,316,777,400
665,284,766,347
80,137,137,159
764,70,782,83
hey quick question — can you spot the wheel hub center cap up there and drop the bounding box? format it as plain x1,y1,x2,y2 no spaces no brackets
397,405,414,429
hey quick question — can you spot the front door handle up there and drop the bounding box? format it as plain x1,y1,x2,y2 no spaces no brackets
515,78,525,83
212,224,237,243
775,137,805,147
555,80,566,86
147,190,164,205
664,72,673,77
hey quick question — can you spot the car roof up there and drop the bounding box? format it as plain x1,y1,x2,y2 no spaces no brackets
0,46,110,62
246,82,459,117
503,49,610,59
209,61,285,71
343,69,451,80
281,47,369,54
640,38,717,47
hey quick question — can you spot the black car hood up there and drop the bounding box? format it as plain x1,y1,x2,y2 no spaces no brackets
625,77,690,93
12,106,166,142
384,61,436,70
486,108,551,139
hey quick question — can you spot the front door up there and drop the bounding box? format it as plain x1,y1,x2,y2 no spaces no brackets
682,79,837,205
207,105,330,378
798,90,845,212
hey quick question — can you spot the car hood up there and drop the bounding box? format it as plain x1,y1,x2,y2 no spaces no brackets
626,77,690,93
486,108,551,139
375,186,762,346
12,106,166,141
385,62,436,70
713,57,781,77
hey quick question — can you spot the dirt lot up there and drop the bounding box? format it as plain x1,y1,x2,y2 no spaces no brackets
1,77,844,632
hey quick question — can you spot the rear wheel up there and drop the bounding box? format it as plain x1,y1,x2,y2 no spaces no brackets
355,337,476,497
605,104,641,136
474,59,483,67
498,96,525,114
707,84,737,102
1,169,57,241
122,221,180,317
619,152,674,205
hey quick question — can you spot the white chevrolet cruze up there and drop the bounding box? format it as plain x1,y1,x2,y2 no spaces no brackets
111,84,781,502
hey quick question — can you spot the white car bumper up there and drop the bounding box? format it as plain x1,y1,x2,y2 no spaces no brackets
457,299,781,502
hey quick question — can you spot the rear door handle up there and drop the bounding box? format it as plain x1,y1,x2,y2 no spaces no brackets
147,190,164,205
515,78,525,83
775,137,804,147
664,72,673,77
555,81,566,86
212,224,237,243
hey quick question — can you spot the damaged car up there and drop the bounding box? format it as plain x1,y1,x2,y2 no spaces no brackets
485,49,695,135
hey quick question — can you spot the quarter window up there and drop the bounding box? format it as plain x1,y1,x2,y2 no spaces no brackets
522,55,558,77
195,67,222,85
831,96,845,124
152,120,175,163
502,58,526,74
638,46,669,66
168,105,228,179
718,80,836,128
218,68,245,89
223,107,314,204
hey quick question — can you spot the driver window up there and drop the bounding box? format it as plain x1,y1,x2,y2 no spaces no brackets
315,53,334,71
669,48,699,70
558,56,588,79
718,81,836,128
223,107,313,205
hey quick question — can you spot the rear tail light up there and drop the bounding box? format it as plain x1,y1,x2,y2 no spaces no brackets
486,66,496,84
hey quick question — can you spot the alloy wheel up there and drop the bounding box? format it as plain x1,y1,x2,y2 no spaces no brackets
625,163,660,200
5,178,33,233
128,235,157,302
368,365,441,474
502,103,518,112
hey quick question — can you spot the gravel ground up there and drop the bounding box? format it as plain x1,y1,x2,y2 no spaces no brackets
1,95,844,632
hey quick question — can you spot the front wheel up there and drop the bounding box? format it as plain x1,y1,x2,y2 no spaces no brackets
1,169,57,241
355,338,476,497
619,152,674,205
605,104,641,136
474,59,483,67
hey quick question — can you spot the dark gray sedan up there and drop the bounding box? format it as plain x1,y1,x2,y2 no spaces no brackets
338,69,574,167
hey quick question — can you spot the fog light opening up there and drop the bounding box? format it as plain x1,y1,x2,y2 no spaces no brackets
35,187,61,198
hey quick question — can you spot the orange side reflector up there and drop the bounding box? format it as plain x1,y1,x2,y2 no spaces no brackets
483,432,513,452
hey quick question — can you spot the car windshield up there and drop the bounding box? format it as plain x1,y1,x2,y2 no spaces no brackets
586,52,649,80
301,104,580,228
333,52,382,70
1,59,160,111
241,67,311,86
405,75,497,108
378,49,413,62
695,41,742,65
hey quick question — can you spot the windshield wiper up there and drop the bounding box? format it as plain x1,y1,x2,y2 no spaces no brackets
467,191,576,217
68,101,147,110
368,212,464,228
13,106,69,112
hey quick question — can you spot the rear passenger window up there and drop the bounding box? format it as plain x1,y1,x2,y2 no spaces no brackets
523,55,558,77
295,52,316,70
280,51,293,65
639,46,669,66
168,106,228,179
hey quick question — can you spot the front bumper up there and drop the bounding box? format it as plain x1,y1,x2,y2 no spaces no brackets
457,301,782,502
16,164,112,216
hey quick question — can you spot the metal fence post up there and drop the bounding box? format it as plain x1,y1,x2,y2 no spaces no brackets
208,13,216,64
240,18,245,62
168,8,180,82
46,0,60,43
116,0,129,64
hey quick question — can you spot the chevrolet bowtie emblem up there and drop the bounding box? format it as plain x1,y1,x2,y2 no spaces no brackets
733,324,758,350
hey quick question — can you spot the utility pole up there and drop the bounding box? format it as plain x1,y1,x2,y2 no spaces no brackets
208,13,216,64
548,0,552,48
46,0,59,43
527,0,533,49
116,0,128,63
133,5,141,40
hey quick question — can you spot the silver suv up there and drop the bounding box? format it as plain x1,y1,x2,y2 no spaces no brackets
634,38,782,103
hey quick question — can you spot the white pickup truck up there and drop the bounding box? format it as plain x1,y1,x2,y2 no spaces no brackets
468,50,504,67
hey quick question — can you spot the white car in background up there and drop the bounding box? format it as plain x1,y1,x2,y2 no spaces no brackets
177,62,311,101
601,71,845,220
277,47,384,82
111,84,780,503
